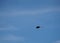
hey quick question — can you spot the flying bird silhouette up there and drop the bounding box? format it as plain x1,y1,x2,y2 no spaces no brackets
36,26,40,29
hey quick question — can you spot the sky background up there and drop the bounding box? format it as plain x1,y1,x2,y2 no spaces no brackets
0,0,60,43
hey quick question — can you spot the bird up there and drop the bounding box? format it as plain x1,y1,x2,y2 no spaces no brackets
36,26,40,29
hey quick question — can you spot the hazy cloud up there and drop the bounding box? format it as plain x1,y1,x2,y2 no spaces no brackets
0,25,17,31
1,34,24,42
53,40,60,43
0,7,60,16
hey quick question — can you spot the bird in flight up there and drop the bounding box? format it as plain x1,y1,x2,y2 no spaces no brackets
36,26,40,29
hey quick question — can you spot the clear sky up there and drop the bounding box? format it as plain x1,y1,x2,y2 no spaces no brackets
0,0,60,43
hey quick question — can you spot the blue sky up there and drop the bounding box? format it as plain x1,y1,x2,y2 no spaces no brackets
0,0,60,43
